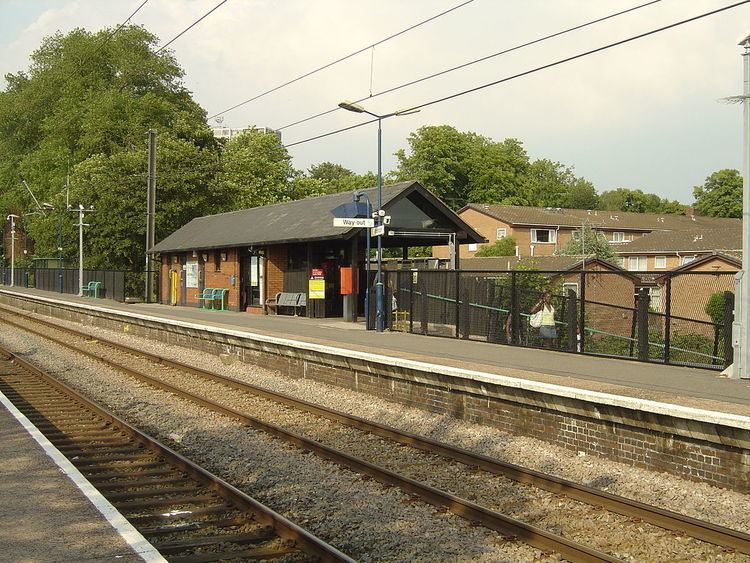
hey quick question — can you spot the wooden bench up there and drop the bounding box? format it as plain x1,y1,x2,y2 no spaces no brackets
81,281,102,298
265,292,306,316
196,288,229,311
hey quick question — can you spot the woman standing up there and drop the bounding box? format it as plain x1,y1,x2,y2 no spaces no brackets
531,291,557,349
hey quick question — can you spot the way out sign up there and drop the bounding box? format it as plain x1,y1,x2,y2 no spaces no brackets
332,217,374,228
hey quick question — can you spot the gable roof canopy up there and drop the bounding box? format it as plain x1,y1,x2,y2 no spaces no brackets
463,204,740,232
151,181,485,253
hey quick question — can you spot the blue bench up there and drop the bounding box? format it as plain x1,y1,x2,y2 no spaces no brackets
81,281,102,298
196,288,229,311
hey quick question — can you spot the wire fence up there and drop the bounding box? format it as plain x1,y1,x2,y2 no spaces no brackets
380,268,737,370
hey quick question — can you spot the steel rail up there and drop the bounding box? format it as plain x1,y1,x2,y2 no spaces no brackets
0,310,619,562
0,343,354,563
3,306,748,556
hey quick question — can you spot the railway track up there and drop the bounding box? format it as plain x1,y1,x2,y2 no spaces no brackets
2,306,749,561
0,341,352,563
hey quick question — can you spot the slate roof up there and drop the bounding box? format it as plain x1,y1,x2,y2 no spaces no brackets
616,227,742,254
151,181,483,253
463,204,740,232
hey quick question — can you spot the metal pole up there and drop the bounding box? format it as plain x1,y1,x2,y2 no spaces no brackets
366,198,371,329
7,215,17,287
78,208,84,296
57,209,63,292
741,41,750,378
375,117,384,332
145,129,157,303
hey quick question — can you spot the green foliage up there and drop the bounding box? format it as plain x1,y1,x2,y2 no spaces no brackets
705,291,729,325
693,169,742,218
475,236,517,257
213,129,295,209
0,25,217,268
598,188,685,214
524,159,598,209
556,224,615,261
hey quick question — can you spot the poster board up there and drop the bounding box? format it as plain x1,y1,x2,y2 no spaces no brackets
185,261,199,288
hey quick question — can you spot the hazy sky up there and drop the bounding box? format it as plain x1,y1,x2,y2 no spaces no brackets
3,0,750,203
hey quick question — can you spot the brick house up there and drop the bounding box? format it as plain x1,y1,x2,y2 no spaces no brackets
151,181,483,318
433,204,739,260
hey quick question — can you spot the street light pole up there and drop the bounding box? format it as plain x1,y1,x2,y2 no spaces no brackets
338,101,419,332
6,214,17,287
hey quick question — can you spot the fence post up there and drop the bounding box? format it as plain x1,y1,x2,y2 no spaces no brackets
510,272,519,345
637,287,650,361
419,273,428,335
664,274,672,363
408,271,415,333
579,272,586,353
455,270,461,338
566,289,578,352
460,276,470,339
724,291,735,368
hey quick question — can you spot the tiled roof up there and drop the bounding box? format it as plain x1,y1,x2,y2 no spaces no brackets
464,204,739,232
616,227,742,254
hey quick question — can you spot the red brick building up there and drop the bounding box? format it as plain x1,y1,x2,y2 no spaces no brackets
151,181,484,319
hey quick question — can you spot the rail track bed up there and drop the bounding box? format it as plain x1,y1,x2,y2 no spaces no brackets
2,306,749,562
0,341,351,563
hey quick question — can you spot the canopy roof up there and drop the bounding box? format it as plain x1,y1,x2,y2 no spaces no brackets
151,181,484,253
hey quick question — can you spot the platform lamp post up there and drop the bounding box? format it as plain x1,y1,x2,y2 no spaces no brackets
6,214,18,287
338,101,419,332
354,191,372,329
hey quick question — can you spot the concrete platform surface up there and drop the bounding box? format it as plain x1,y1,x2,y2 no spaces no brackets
6,287,750,416
0,394,159,562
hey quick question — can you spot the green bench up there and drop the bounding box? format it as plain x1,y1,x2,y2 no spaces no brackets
196,287,229,311
81,281,102,298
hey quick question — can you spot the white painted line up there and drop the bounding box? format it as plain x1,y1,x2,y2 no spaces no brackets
5,288,750,431
0,389,167,563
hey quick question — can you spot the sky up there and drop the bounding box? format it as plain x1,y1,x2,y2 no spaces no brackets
2,0,750,204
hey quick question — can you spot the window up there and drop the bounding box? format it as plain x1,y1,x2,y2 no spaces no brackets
612,232,625,242
562,282,579,297
468,243,478,252
571,230,580,241
627,256,647,271
531,228,556,243
681,255,697,266
654,256,667,269
496,228,507,240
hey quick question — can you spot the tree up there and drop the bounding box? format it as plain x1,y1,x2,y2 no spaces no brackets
394,125,533,209
475,236,517,257
0,26,217,268
556,224,615,261
213,129,295,209
705,291,730,326
598,188,685,214
693,169,742,218
524,159,599,209
23,135,222,271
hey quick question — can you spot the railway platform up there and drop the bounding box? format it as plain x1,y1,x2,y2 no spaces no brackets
2,286,750,492
0,389,161,562
7,286,750,413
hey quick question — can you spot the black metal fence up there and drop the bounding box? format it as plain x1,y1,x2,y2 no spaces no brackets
380,269,737,370
0,267,157,303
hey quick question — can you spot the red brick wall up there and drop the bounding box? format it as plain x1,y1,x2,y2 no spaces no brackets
203,248,240,311
266,245,287,298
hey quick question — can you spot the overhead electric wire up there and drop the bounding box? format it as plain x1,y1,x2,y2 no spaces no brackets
277,0,661,132
155,0,229,54
284,0,750,149
206,0,476,120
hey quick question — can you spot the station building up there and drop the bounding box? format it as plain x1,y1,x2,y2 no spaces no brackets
151,181,484,319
